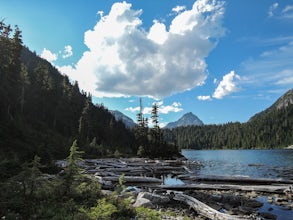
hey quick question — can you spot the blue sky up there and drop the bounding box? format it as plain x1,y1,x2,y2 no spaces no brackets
1,0,293,126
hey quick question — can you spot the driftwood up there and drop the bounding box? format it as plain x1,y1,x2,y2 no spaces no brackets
82,158,188,178
159,183,290,194
102,175,163,184
173,192,250,220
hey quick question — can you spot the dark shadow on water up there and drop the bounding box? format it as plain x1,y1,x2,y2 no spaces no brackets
257,196,293,220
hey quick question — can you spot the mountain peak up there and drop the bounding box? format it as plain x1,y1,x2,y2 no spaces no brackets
249,88,293,121
274,89,293,110
165,112,203,129
110,110,136,129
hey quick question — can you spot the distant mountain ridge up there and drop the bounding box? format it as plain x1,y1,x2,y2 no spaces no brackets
249,89,293,121
163,89,293,149
110,110,136,129
165,112,203,129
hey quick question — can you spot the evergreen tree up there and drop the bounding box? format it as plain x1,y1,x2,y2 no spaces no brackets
150,102,161,143
134,98,148,155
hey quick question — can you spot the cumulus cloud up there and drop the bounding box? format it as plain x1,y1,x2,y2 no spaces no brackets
172,5,186,14
41,48,58,62
143,101,183,114
97,10,104,18
212,71,241,99
159,102,183,114
125,101,183,115
62,45,73,58
197,95,212,101
125,106,140,113
58,0,225,98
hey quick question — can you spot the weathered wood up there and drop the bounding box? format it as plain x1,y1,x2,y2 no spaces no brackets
159,183,290,194
179,175,293,185
103,176,163,184
173,192,250,220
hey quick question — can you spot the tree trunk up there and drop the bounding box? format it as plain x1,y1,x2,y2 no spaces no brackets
173,192,250,220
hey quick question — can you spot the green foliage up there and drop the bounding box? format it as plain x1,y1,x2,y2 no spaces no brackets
137,145,145,157
80,198,118,219
66,140,84,177
0,20,137,166
163,103,293,149
136,207,161,220
134,99,180,158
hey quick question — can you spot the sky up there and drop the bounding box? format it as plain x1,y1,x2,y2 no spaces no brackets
1,0,293,126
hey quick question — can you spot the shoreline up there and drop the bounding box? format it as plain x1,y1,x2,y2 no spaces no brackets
55,157,293,219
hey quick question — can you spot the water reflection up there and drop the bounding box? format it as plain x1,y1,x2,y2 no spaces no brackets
182,149,293,179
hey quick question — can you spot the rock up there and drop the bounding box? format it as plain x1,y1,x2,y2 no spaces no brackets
259,212,277,219
281,205,291,210
139,192,170,204
133,192,170,208
267,196,274,203
244,200,263,208
238,206,254,215
101,190,112,196
133,197,154,208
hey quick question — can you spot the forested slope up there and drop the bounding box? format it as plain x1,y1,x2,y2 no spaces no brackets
0,22,136,168
163,89,293,149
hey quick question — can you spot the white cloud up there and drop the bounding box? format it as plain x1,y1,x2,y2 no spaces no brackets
97,10,104,18
159,102,183,114
275,69,293,85
62,45,73,58
268,3,279,17
59,0,225,98
282,5,293,19
147,20,168,45
283,5,293,13
125,106,140,113
197,95,212,101
41,48,58,62
172,5,186,14
125,101,183,115
241,41,293,88
268,3,293,19
212,71,241,99
159,122,168,128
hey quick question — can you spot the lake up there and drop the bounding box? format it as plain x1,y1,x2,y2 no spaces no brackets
180,149,293,220
181,149,293,179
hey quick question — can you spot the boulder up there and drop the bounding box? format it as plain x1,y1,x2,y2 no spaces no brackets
133,192,170,208
259,212,277,220
137,192,170,204
133,197,154,208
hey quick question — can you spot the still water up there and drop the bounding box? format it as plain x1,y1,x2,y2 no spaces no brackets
180,149,293,220
181,149,293,179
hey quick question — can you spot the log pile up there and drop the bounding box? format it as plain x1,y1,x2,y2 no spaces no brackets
79,158,189,187
56,158,293,219
173,192,251,220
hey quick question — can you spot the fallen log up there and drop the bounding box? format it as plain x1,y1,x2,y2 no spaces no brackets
159,183,290,194
102,176,163,184
179,175,293,185
173,192,250,220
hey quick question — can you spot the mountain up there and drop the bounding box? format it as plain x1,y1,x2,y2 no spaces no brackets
0,26,136,164
163,89,293,149
110,110,136,129
249,89,293,122
165,112,204,129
